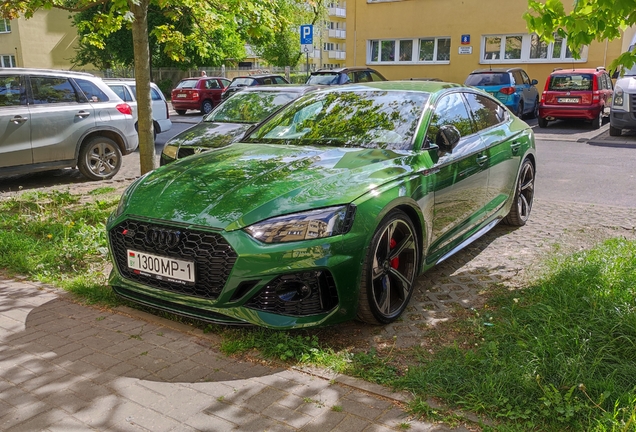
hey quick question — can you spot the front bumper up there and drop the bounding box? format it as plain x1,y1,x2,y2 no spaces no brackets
610,110,636,131
107,216,367,329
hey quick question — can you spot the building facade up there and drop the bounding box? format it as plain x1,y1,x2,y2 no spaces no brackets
0,9,78,69
346,0,630,88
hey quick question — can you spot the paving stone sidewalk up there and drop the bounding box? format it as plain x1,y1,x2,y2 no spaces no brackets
0,278,459,432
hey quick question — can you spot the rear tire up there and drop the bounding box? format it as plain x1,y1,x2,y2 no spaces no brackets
531,97,539,119
78,136,122,181
175,109,186,116
516,101,524,118
609,124,622,136
503,158,534,226
592,110,602,129
356,209,419,325
538,117,548,128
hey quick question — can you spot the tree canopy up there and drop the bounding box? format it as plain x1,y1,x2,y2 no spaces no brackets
525,0,636,71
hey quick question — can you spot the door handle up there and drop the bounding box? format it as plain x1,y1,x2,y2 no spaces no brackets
75,111,91,119
476,154,488,166
11,116,28,124
511,141,521,154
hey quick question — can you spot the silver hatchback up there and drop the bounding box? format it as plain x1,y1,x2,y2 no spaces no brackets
0,68,138,180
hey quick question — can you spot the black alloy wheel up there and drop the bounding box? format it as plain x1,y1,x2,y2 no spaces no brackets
357,209,419,324
503,158,535,226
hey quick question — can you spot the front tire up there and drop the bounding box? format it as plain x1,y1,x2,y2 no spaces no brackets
357,209,419,325
503,158,535,226
609,124,622,136
531,97,539,119
77,136,122,181
201,100,214,115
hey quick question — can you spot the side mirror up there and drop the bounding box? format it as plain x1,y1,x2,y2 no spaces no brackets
531,79,539,86
435,125,461,153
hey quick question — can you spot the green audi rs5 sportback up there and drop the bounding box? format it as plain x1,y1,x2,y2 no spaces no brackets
107,81,536,329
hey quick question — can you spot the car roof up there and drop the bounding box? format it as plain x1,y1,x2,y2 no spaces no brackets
238,84,323,94
312,67,376,74
549,68,603,75
469,68,525,74
1,68,96,78
178,76,226,81
232,74,285,80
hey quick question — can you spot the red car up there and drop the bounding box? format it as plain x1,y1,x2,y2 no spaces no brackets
538,67,613,129
171,77,231,115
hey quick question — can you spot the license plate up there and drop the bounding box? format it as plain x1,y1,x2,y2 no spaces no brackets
558,97,579,103
177,93,187,98
127,250,195,284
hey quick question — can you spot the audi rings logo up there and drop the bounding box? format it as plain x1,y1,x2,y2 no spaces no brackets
145,228,182,249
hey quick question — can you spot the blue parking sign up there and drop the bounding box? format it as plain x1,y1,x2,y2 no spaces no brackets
300,25,313,45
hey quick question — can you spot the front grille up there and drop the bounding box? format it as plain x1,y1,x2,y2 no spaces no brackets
109,220,237,300
630,94,636,113
246,271,339,317
178,147,196,160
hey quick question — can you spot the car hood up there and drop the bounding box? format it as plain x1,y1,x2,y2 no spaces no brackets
123,143,427,230
169,122,253,150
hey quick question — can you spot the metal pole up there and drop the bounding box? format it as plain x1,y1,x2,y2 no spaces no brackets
306,52,310,79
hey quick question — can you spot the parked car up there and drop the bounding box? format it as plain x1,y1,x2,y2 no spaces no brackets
160,85,321,165
538,67,613,129
107,81,536,328
171,76,231,115
0,68,138,180
306,67,387,85
222,74,289,100
464,67,539,118
104,79,172,139
609,64,636,136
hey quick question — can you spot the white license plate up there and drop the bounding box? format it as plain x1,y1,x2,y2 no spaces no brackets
177,93,187,98
558,97,579,103
127,250,195,284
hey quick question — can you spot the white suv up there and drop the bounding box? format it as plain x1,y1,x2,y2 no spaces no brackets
0,68,138,180
104,79,172,138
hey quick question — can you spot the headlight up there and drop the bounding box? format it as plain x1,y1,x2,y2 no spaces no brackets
613,86,625,108
162,143,179,161
244,205,356,244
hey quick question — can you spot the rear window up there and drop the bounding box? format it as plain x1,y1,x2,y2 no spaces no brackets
307,73,340,85
176,79,198,89
465,73,511,86
229,78,256,88
548,74,594,91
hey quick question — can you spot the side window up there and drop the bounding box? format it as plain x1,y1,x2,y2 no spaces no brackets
150,87,162,101
464,93,505,132
74,78,109,103
520,70,531,85
0,74,24,107
109,85,130,101
206,80,218,89
262,78,273,85
345,72,355,83
276,76,288,84
511,71,523,86
369,71,385,82
31,76,79,104
220,79,231,88
426,92,474,144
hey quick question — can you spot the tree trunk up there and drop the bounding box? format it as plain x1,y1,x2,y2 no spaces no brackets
129,0,155,175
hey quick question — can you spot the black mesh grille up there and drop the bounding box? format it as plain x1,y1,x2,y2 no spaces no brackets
178,147,197,160
109,219,237,300
245,271,338,316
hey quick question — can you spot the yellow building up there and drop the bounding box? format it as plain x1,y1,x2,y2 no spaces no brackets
346,0,628,88
0,9,78,69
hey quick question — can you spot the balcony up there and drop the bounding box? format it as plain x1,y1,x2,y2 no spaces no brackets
328,29,346,39
328,7,346,17
328,51,346,60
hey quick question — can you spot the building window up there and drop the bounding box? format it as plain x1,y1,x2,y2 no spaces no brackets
0,55,16,67
0,19,10,33
482,34,585,63
370,37,451,64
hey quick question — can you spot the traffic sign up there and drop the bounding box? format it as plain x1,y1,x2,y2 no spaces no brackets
301,44,312,53
300,25,313,45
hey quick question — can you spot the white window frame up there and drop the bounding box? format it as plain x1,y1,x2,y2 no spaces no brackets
0,55,16,68
481,33,587,64
0,19,10,33
368,37,451,65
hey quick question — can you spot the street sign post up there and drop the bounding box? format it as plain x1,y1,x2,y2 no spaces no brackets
300,25,313,79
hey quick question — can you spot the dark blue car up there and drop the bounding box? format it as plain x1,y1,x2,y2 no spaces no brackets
465,67,539,118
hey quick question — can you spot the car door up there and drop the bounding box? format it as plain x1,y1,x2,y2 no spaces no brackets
464,91,521,212
29,75,96,164
518,69,538,110
0,73,31,167
425,91,489,259
600,72,613,115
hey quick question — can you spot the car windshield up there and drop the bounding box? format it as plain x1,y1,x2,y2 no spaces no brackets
548,74,594,91
244,89,428,150
622,64,636,76
306,73,340,85
176,79,198,89
465,73,510,86
205,90,301,124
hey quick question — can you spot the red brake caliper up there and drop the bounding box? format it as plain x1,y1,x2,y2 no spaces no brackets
389,238,399,269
